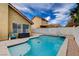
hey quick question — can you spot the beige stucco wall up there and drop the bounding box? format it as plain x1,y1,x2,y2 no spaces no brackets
0,4,8,40
32,17,42,29
42,20,48,25
8,6,32,38
32,17,47,29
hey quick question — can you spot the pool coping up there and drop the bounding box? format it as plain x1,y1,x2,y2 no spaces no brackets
57,36,68,56
0,34,68,56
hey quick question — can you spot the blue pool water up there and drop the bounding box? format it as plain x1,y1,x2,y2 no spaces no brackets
8,35,65,56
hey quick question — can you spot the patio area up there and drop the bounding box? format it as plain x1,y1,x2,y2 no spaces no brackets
67,36,79,56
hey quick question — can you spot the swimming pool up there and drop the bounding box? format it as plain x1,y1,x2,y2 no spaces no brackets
8,35,65,56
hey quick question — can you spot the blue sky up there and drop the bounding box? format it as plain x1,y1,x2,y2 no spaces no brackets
12,3,77,26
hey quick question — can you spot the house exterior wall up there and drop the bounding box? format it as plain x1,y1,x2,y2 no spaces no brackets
42,20,48,25
8,6,32,38
32,17,48,29
32,17,42,29
0,4,8,40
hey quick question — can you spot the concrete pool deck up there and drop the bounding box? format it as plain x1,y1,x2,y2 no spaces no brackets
67,36,79,56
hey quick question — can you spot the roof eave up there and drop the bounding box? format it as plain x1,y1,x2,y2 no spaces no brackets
8,3,34,25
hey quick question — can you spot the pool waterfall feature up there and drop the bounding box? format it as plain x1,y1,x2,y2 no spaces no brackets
8,35,65,56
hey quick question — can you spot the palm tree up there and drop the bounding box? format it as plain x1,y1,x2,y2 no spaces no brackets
66,9,77,27
70,10,77,27
76,3,79,26
70,3,79,27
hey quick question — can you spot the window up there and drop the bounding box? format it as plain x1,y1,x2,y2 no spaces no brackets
13,23,17,33
23,24,29,33
18,24,21,29
18,24,21,33
13,23,29,33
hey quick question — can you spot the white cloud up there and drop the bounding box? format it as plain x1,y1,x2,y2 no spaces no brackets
54,14,65,20
49,15,71,26
49,13,66,24
53,4,77,14
12,3,32,13
49,4,76,26
49,20,59,24
23,3,54,10
45,16,51,21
